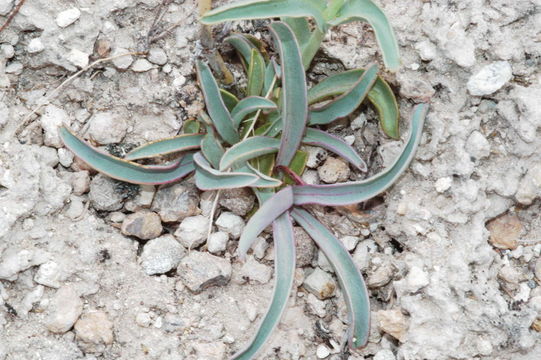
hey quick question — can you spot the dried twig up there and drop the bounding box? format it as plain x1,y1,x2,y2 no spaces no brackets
0,0,26,34
16,52,143,138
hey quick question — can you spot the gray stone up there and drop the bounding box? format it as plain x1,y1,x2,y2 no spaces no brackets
219,188,255,216
207,231,229,254
374,349,396,360
178,251,232,293
40,105,69,148
303,268,337,300
294,227,316,267
535,258,541,282
140,235,185,275
151,183,200,222
318,157,350,183
467,62,512,96
111,47,133,70
34,261,63,288
71,171,90,195
215,212,245,239
0,248,48,280
0,1,13,16
306,293,326,318
340,236,359,252
89,174,124,211
148,48,168,65
121,211,162,240
131,59,153,72
240,256,272,284
46,286,83,334
87,112,127,144
174,215,209,249
252,236,269,260
66,48,89,68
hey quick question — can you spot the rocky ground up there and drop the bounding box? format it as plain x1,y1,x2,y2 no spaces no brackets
1,0,540,359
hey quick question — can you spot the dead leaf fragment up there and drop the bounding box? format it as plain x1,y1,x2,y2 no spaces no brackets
486,213,523,250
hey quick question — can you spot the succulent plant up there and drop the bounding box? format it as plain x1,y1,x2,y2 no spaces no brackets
60,1,429,358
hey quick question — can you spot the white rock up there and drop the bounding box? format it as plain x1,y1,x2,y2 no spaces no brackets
87,111,127,144
374,349,396,360
340,236,359,252
476,338,493,356
466,131,490,159
215,212,245,239
132,59,153,72
467,62,512,96
306,293,326,317
0,1,13,16
0,248,48,280
415,40,437,61
27,38,44,54
148,48,168,65
111,47,133,70
34,261,62,288
207,231,229,254
301,170,319,185
135,312,152,327
316,344,330,359
303,268,336,300
74,311,114,346
66,49,89,68
344,135,355,145
174,215,209,249
305,146,328,168
56,8,81,28
46,286,83,333
1,43,14,58
57,148,74,167
240,256,272,284
318,157,350,183
405,266,429,293
177,251,232,293
4,62,22,74
18,285,44,318
140,235,185,275
252,236,269,259
515,164,541,205
435,177,452,193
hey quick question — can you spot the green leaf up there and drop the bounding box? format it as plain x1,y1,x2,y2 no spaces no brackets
225,34,257,67
231,96,277,128
283,150,308,185
309,64,378,125
241,164,283,188
232,212,295,360
290,207,370,348
307,68,399,139
293,104,428,205
197,61,240,145
219,136,280,171
251,153,275,176
238,187,293,258
201,126,225,169
329,0,400,71
220,89,240,112
183,119,200,134
59,127,195,185
193,152,259,190
269,22,308,167
263,61,277,95
303,128,366,171
247,48,266,96
124,134,204,161
201,0,328,32
281,17,312,46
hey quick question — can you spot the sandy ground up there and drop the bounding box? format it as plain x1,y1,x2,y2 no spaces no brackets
0,0,540,359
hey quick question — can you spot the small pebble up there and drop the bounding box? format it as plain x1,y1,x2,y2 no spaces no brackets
56,8,81,28
215,212,245,239
148,48,168,65
27,38,44,54
121,211,162,240
140,235,185,275
74,311,114,345
316,344,330,359
318,157,350,183
66,49,89,68
486,213,522,250
303,268,336,300
174,215,209,249
207,232,229,254
467,62,512,96
132,59,153,72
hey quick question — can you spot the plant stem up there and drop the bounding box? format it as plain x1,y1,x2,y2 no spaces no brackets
206,189,222,239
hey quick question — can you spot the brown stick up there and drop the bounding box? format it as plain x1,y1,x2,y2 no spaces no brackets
0,0,27,34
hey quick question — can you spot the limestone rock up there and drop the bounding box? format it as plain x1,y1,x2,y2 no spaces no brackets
74,311,114,351
56,8,81,28
215,212,245,239
151,183,200,222
40,105,69,148
294,227,316,267
207,231,229,254
239,256,272,284
467,62,512,96
89,174,124,211
174,215,209,249
140,235,185,275
303,268,336,300
121,211,162,240
377,308,408,342
318,157,350,183
178,251,232,293
46,286,83,334
219,188,255,216
87,112,127,144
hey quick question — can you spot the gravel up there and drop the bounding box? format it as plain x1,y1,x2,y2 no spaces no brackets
139,235,185,275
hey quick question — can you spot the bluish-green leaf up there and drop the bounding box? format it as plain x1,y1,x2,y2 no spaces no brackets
247,48,266,96
290,207,370,349
269,22,308,167
240,164,283,188
219,136,281,171
226,34,257,66
303,128,367,172
309,64,378,125
238,187,294,259
220,89,240,112
201,126,225,169
329,0,400,71
197,61,239,145
183,119,200,134
231,96,277,128
124,134,204,161
263,61,277,95
60,127,195,185
293,104,428,205
308,68,400,139
194,152,260,190
232,212,295,360
282,17,312,46
201,0,328,32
